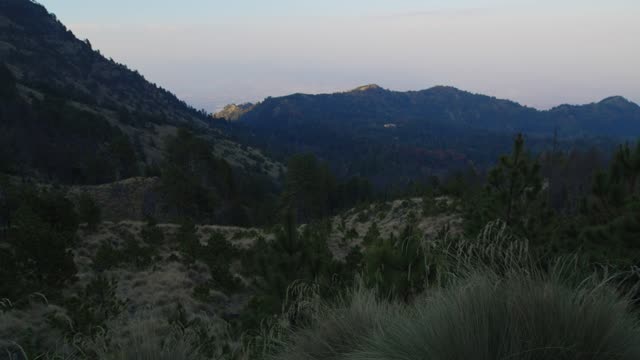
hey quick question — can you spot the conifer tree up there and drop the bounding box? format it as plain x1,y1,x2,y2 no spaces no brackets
467,134,552,243
580,141,640,261
285,154,335,221
77,192,101,231
363,222,427,301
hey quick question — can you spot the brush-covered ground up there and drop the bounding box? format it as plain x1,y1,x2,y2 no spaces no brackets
4,137,640,360
1,194,461,359
4,215,640,360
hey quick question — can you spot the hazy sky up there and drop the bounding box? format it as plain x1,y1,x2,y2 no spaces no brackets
40,0,640,112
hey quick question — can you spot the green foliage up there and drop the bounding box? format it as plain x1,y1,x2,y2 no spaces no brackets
93,233,156,272
122,235,154,269
284,154,375,223
332,176,374,210
93,334,205,360
89,314,212,360
342,228,359,245
421,196,452,217
226,83,632,188
1,0,215,183
275,287,405,360
144,162,162,177
241,211,341,327
92,241,122,272
160,129,235,221
285,154,335,221
539,147,605,214
140,217,164,246
77,192,101,231
176,223,242,293
63,275,127,336
467,134,553,243
355,210,370,223
108,134,138,180
0,185,78,299
362,223,381,246
200,231,242,292
176,220,200,262
0,83,142,183
578,141,640,262
362,222,428,300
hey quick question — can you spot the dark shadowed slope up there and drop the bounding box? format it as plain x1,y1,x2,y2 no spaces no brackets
0,0,282,183
215,85,635,184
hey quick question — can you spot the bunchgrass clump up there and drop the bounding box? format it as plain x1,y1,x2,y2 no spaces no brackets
351,269,640,360
273,220,640,360
274,258,640,360
274,286,404,360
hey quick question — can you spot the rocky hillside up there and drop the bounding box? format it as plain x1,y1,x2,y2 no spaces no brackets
213,103,256,121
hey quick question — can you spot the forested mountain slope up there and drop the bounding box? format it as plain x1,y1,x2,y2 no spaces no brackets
0,0,282,184
215,85,634,184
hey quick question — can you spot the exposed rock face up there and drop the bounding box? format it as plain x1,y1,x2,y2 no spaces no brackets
349,84,384,93
213,103,256,121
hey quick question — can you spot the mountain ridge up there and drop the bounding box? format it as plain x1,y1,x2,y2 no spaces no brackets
212,84,637,185
216,84,640,136
216,85,637,118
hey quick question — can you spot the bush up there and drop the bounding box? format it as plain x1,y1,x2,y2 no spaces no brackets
3,187,79,298
201,232,242,292
77,192,101,231
80,314,209,360
93,241,122,272
176,220,200,262
274,287,404,360
356,271,640,360
122,236,154,268
362,222,428,300
93,332,202,360
140,218,164,246
93,236,155,271
274,268,640,360
64,275,127,336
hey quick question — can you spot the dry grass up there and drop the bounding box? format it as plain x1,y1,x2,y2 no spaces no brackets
274,267,640,360
328,198,462,259
273,220,640,360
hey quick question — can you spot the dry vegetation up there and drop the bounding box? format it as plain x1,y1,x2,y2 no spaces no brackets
0,197,456,356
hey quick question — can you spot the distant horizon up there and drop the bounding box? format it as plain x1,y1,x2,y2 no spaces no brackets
211,83,639,114
39,0,640,113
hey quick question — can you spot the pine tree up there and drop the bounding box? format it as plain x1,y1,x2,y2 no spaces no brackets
362,222,428,301
77,192,101,231
285,153,335,221
467,134,552,243
3,186,78,298
243,209,338,326
580,141,640,262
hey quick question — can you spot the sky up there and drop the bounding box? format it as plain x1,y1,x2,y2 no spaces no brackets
40,0,640,112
